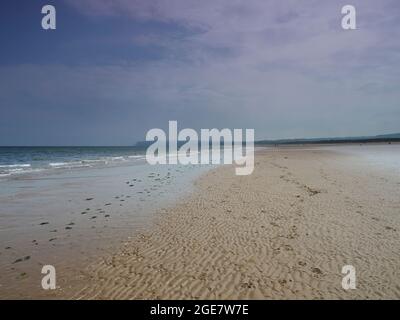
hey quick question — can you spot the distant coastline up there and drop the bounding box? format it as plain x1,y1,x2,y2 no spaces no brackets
256,132,400,145
135,132,400,148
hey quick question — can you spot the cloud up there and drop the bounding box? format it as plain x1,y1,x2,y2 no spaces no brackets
64,0,400,79
2,0,400,145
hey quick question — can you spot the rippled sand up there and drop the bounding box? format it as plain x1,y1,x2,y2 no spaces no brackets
70,147,400,299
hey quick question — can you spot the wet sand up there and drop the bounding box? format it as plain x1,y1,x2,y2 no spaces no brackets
0,162,212,299
69,146,400,299
2,145,400,299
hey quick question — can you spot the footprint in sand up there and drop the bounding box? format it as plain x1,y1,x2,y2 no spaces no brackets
311,267,323,275
303,185,322,196
278,279,287,286
283,244,293,251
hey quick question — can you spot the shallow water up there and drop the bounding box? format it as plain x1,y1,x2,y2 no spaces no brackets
322,144,400,176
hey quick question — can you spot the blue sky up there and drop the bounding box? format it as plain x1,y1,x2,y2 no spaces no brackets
0,0,399,145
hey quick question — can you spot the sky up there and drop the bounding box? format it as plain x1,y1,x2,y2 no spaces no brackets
0,0,399,146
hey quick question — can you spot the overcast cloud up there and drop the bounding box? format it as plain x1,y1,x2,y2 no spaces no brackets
0,0,399,145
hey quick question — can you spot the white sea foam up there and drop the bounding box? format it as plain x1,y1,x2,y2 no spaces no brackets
49,162,70,167
0,164,31,168
0,167,45,178
49,162,91,169
0,150,148,180
111,156,126,161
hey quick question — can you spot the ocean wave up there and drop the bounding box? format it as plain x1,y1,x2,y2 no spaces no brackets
49,162,69,167
81,159,106,164
0,164,31,168
0,151,147,179
0,167,44,177
111,156,127,161
49,162,91,168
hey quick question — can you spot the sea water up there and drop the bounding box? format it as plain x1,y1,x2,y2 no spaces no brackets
0,146,148,178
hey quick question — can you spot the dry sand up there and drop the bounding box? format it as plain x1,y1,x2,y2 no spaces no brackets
63,147,400,299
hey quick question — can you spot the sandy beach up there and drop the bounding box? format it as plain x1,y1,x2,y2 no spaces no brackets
1,145,399,299
53,145,399,300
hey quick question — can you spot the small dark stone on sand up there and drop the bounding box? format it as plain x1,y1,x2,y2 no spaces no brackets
39,222,49,225
65,226,72,230
105,203,111,206
85,198,94,201
105,214,110,217
81,212,87,214
13,256,30,264
49,238,57,242
67,222,75,226
91,216,97,219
